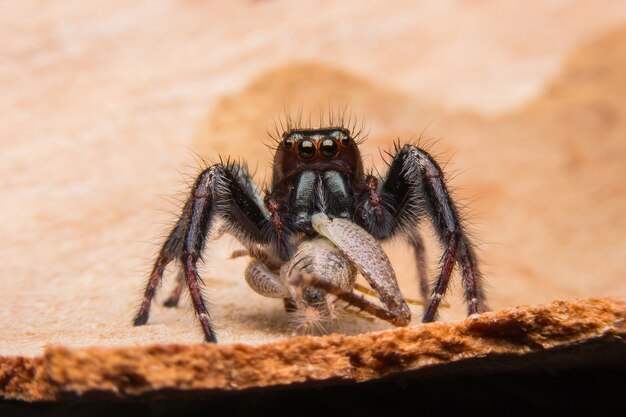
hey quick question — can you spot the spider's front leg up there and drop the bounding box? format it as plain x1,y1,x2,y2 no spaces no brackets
358,144,487,322
133,163,289,343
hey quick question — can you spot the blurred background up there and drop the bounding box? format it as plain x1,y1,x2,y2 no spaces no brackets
1,0,625,356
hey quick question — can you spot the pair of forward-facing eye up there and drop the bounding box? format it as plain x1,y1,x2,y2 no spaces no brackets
286,138,339,160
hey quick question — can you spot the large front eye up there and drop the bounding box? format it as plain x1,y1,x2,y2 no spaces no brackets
298,140,316,159
320,139,338,158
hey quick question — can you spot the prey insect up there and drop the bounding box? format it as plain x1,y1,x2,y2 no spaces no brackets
133,124,487,342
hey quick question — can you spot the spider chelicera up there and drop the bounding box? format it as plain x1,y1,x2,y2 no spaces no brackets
133,124,487,342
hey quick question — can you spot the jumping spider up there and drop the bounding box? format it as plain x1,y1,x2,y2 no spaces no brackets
133,125,487,342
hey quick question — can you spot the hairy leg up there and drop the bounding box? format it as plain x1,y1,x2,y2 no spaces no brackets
133,199,192,325
407,232,430,302
356,144,486,322
133,162,280,342
397,145,485,322
163,270,185,308
163,242,279,308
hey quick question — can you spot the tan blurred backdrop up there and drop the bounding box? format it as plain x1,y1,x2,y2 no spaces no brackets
1,1,625,356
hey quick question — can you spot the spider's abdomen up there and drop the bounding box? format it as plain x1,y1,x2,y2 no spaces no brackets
289,170,355,234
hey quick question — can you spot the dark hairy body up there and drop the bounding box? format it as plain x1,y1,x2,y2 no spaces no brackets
133,125,487,342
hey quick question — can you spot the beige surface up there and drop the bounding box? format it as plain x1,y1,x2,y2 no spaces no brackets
1,1,626,357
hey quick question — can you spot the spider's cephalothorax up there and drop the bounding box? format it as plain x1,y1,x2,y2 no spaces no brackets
133,126,487,342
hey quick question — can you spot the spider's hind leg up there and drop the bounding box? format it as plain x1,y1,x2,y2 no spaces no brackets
163,270,185,308
407,231,430,302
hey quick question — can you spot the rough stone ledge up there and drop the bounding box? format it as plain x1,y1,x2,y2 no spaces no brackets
1,297,624,402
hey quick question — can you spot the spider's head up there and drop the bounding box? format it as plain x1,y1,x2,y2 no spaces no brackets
272,127,364,188
289,285,336,336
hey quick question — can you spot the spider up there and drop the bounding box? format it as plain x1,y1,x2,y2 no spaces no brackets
133,124,487,343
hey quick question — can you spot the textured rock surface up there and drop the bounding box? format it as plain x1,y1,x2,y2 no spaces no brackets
1,298,624,401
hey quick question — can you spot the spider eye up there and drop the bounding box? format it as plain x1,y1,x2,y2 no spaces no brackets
298,140,316,159
341,136,350,145
284,138,293,150
320,139,338,158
